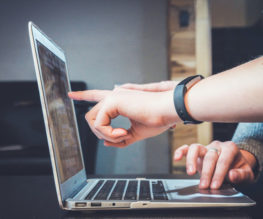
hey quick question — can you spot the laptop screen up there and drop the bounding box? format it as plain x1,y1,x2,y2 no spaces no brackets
36,40,83,183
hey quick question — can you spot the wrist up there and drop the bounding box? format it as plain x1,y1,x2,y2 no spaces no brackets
161,90,182,126
184,81,200,122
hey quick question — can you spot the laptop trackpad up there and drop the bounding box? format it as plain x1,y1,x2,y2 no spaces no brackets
165,180,246,203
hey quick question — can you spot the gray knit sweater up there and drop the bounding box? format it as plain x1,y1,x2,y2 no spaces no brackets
232,123,263,179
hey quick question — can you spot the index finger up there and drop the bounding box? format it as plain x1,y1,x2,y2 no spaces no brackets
120,81,177,92
68,90,111,102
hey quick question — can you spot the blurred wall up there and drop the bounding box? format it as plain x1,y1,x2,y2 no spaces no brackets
0,0,170,174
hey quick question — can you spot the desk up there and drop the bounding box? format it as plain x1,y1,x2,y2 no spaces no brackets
0,175,262,218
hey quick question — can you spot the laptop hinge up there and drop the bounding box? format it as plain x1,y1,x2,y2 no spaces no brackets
69,180,88,199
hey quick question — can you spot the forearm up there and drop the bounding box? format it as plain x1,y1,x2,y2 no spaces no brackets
185,57,263,122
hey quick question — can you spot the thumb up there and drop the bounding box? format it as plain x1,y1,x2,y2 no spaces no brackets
228,168,254,184
68,90,111,102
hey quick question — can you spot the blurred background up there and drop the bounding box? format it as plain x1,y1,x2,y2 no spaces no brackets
0,0,262,176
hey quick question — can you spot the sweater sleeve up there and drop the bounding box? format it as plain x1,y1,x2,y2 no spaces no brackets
232,123,263,180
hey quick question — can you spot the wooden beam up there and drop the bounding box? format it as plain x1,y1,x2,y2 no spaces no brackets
168,0,213,173
195,0,213,145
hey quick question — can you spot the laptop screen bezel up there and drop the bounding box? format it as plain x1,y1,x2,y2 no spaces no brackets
28,22,87,205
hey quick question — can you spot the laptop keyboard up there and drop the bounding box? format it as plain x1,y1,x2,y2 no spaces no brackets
139,180,151,200
109,180,126,200
85,180,104,200
94,180,115,200
152,181,168,200
124,180,138,200
85,179,167,201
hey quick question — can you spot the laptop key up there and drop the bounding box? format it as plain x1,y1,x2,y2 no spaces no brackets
124,180,138,200
152,181,168,200
94,180,115,200
139,180,151,200
85,180,104,200
109,180,127,200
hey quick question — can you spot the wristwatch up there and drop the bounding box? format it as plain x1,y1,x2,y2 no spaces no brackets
173,75,204,124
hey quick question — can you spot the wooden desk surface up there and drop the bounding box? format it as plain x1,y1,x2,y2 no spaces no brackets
0,175,261,218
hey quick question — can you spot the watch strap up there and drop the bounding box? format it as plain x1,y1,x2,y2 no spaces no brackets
173,75,204,124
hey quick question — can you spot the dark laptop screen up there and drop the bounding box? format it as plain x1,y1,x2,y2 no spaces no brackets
36,40,83,183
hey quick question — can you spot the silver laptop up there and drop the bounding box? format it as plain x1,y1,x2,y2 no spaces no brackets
28,21,255,210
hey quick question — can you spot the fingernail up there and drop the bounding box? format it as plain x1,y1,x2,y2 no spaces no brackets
211,181,219,189
173,152,180,160
114,129,128,136
200,179,208,188
188,165,195,174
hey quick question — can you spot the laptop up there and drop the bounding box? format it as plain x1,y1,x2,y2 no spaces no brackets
28,21,255,210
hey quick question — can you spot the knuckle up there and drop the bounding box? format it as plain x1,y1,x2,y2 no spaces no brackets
149,117,165,127
182,144,189,149
93,122,100,131
212,140,220,145
189,143,202,151
177,145,188,153
85,112,90,121
227,141,239,154
211,140,221,147
189,143,198,149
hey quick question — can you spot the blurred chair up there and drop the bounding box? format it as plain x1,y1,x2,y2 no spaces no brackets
0,81,97,175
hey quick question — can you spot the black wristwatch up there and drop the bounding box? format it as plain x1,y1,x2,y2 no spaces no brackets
173,75,204,124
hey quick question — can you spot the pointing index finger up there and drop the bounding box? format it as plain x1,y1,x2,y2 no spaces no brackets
68,90,111,102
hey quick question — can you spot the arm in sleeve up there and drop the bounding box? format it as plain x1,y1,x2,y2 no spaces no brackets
232,123,263,180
